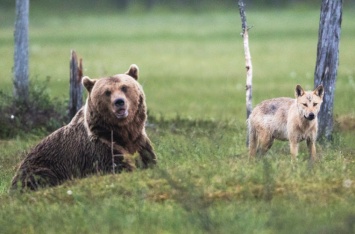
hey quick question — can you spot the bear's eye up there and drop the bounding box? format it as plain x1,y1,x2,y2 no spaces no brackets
121,86,128,93
303,103,308,107
105,90,111,97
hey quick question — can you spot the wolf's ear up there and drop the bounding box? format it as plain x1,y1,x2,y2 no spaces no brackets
295,85,305,98
126,64,139,80
82,76,96,93
314,85,324,99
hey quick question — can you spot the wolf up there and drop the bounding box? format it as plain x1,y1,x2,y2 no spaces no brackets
248,84,324,161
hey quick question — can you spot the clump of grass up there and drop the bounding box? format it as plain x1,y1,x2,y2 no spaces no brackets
0,79,68,138
336,114,355,132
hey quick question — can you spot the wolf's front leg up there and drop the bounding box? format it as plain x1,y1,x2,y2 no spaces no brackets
289,140,299,160
307,138,317,161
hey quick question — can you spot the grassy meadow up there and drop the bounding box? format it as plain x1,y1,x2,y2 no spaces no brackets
1,5,355,233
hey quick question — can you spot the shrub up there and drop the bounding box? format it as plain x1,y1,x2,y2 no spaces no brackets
0,79,68,138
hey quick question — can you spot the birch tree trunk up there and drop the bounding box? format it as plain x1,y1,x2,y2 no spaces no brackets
13,0,29,103
314,0,342,141
238,0,253,146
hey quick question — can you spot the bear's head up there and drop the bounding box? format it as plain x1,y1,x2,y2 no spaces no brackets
82,64,146,129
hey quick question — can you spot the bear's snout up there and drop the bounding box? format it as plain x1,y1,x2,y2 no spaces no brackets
113,98,128,119
114,98,125,107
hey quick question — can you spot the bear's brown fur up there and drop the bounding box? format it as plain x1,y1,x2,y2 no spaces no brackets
11,64,157,191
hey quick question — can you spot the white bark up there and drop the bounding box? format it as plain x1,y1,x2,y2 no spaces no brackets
238,0,253,146
243,28,253,120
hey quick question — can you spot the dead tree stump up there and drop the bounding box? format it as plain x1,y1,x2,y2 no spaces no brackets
68,50,83,120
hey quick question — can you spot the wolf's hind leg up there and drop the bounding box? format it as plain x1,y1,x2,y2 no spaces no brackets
257,131,274,156
248,128,258,159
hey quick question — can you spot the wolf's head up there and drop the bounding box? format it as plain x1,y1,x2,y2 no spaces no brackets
295,85,324,121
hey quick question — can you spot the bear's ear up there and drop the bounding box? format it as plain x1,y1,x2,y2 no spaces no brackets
82,76,96,93
126,64,139,80
295,84,305,98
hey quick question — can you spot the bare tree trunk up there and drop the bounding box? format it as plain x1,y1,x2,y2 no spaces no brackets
68,50,83,120
238,0,253,146
13,0,29,103
314,0,342,141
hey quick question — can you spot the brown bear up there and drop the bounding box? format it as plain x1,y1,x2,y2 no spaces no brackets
11,64,157,191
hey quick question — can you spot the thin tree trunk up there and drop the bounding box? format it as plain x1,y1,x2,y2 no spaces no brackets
68,50,83,120
13,0,29,103
238,0,253,146
314,0,342,141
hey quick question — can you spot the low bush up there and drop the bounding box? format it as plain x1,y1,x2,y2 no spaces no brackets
0,80,68,138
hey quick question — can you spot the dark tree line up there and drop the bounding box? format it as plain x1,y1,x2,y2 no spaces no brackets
2,0,354,10
79,0,353,10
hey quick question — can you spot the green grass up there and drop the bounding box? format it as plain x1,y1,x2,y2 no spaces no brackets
1,120,355,233
1,7,355,233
